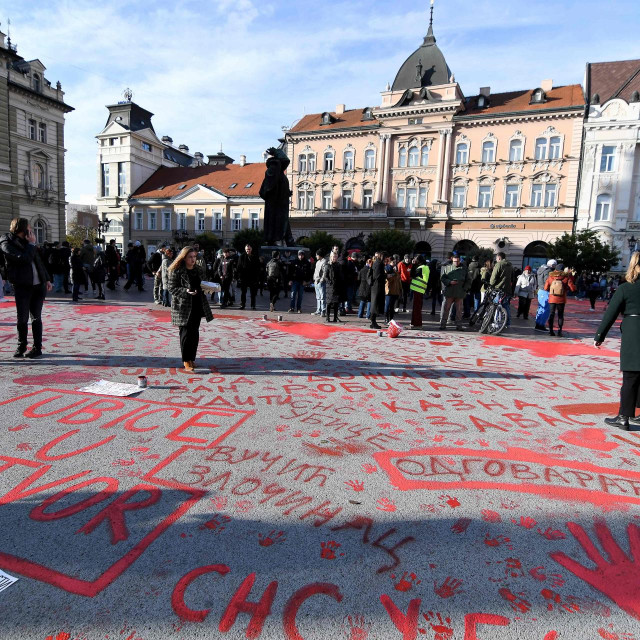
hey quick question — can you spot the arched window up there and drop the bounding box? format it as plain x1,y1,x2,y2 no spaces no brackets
34,163,45,189
33,73,41,93
398,148,407,168
298,154,307,173
549,136,562,160
509,139,523,162
455,143,468,165
421,145,429,166
343,150,354,171
481,141,496,163
297,187,315,211
33,219,45,244
364,149,375,169
595,194,612,222
308,153,316,172
408,146,419,167
323,151,334,172
535,137,548,160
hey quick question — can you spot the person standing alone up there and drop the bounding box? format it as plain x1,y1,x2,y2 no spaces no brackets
0,218,52,358
236,244,261,310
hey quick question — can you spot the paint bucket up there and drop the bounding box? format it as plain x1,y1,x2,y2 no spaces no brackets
387,320,403,339
278,315,283,322
263,314,268,321
377,331,384,337
137,375,148,389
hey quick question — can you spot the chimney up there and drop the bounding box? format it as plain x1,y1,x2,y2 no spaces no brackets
479,87,491,97
239,155,246,167
194,151,203,162
541,79,553,93
178,144,189,152
161,135,173,145
336,104,346,115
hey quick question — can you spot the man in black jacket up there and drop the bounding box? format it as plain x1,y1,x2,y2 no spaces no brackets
288,250,312,313
236,244,260,310
0,218,52,358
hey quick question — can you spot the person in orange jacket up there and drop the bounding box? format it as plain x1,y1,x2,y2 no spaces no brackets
543,265,577,337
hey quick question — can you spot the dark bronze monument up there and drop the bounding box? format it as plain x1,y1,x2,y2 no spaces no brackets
259,147,295,246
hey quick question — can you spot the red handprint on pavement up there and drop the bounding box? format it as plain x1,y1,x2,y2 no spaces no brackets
44,634,71,640
481,509,501,523
258,530,286,547
376,497,397,512
320,540,342,559
423,611,453,640
439,494,460,508
512,516,537,529
498,587,531,613
434,576,463,599
538,527,566,540
550,519,640,619
210,495,227,510
342,614,371,640
361,464,377,474
540,588,580,613
391,571,421,592
345,480,365,492
451,518,471,534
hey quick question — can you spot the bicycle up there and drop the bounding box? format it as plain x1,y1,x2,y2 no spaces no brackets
469,286,499,328
479,289,510,335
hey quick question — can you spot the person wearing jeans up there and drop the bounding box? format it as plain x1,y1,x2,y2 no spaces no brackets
288,250,311,313
0,217,52,358
544,267,576,337
439,255,470,331
312,250,327,316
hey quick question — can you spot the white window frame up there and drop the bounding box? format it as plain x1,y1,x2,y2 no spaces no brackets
342,189,353,210
544,183,558,208
232,210,242,231
530,184,543,207
213,210,223,231
508,139,523,162
148,210,157,231
406,187,418,213
134,209,143,230
196,209,206,231
549,136,562,160
478,185,492,208
33,219,45,243
38,122,47,143
595,194,612,222
398,148,407,168
323,151,334,172
118,162,125,197
418,186,427,208
102,163,110,197
308,154,316,172
408,146,419,167
28,119,37,140
177,210,187,231
343,150,354,171
481,141,496,164
298,154,307,173
162,209,172,231
364,149,375,169
535,138,548,161
600,146,616,173
505,184,519,208
141,141,152,152
322,189,333,210
452,185,466,208
397,187,406,208
250,210,260,230
455,143,468,165
363,188,374,209
421,145,429,166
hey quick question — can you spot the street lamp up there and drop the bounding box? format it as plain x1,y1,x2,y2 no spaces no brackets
628,235,638,254
96,217,111,243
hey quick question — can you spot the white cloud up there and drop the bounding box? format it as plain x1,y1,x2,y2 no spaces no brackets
3,0,639,203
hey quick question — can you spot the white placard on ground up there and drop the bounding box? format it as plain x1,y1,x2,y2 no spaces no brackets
201,281,221,292
0,570,18,593
78,379,142,396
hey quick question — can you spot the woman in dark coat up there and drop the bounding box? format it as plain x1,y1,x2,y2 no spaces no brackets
70,247,87,302
93,246,106,300
168,246,214,372
357,259,372,319
369,252,386,329
322,253,345,323
595,252,640,430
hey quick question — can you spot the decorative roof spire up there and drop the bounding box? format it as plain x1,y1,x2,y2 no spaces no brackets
424,0,436,45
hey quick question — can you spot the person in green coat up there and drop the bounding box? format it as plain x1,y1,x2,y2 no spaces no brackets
439,254,470,330
594,252,640,430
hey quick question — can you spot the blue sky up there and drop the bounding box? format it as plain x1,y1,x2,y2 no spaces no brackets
2,0,639,203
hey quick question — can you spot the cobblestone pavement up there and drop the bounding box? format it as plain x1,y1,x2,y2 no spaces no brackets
0,280,636,640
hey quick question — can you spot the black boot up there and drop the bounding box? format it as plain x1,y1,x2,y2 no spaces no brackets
369,314,381,330
24,346,42,359
13,345,27,358
605,415,629,430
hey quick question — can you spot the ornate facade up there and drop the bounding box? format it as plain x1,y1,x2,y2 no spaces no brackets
284,9,584,268
576,59,640,270
0,28,73,241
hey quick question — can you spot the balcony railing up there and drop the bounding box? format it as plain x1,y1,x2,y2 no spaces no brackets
291,208,386,218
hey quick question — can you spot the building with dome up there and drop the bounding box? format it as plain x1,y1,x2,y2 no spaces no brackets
284,4,585,268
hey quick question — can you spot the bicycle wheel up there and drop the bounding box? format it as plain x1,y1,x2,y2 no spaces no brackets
479,305,495,333
490,305,508,335
469,303,485,327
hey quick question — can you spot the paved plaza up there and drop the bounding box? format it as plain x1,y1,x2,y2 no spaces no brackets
0,283,638,640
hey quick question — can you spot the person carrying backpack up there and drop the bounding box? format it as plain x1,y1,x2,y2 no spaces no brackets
544,268,577,337
266,250,283,312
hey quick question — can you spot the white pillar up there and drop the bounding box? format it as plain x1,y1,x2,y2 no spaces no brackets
435,130,446,202
440,129,453,204
382,134,392,203
376,134,386,202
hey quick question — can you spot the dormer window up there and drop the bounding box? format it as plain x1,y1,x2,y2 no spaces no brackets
321,112,335,126
530,88,546,104
362,107,374,121
477,95,487,109
229,183,237,189
33,73,41,93
177,184,187,190
245,182,254,188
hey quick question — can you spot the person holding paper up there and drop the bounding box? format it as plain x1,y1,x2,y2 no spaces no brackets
167,246,213,372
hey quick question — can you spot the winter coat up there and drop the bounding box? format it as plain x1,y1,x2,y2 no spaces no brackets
440,263,470,299
148,251,163,273
467,260,481,294
595,281,640,371
427,261,440,291
0,232,50,289
385,271,402,296
514,272,536,299
480,266,491,292
289,258,312,284
369,259,386,314
69,254,87,286
217,257,235,283
490,259,514,295
105,244,119,267
161,255,172,290
544,271,577,304
236,252,261,286
93,254,106,284
537,264,553,290
324,261,345,303
79,244,95,268
168,265,213,327
398,261,412,283
266,259,283,291
357,265,371,301
313,258,326,284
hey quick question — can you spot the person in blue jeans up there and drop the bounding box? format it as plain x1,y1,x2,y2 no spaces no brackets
534,259,557,332
288,250,312,313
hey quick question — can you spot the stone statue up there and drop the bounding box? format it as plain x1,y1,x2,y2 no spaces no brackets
259,147,294,246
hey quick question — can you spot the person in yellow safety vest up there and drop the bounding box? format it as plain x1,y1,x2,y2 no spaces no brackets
410,256,430,329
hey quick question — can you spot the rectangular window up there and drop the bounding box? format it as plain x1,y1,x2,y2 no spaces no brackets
505,184,519,208
365,151,375,169
196,209,205,231
298,191,307,210
233,212,242,231
38,122,46,143
478,185,492,208
102,163,110,197
342,190,353,210
162,209,171,231
148,210,157,231
549,136,562,160
482,144,495,164
141,141,152,152
306,191,314,210
308,155,316,172
535,138,548,160
322,190,332,209
544,184,558,208
109,137,118,146
408,117,423,125
251,211,259,230
397,188,406,208
213,211,222,231
363,188,374,209
452,186,465,208
530,184,543,207
28,119,37,140
600,146,616,172
178,211,186,230
418,186,427,208
324,154,334,171
509,141,523,162
135,209,143,230
108,219,123,233
456,145,468,165
344,153,354,171
406,187,418,213
118,162,125,197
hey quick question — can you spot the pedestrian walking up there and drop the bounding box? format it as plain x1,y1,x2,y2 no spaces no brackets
439,254,470,331
266,251,283,312
167,246,214,372
93,246,107,300
79,239,96,294
544,267,577,337
123,241,145,292
357,258,372,319
368,252,386,329
217,248,235,308
323,252,345,323
398,254,412,312
312,249,327,316
236,244,261,310
595,252,640,430
534,259,557,332
70,247,87,302
0,217,52,358
384,263,402,324
161,247,174,306
149,246,164,304
288,250,311,313
514,266,536,319
105,239,120,290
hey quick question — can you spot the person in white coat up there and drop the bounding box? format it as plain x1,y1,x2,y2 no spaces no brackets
515,265,537,320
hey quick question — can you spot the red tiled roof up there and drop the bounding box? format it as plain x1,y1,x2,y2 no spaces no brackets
460,84,584,117
589,59,640,104
131,163,266,199
290,108,378,133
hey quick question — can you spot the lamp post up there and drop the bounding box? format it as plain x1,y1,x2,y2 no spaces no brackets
96,217,111,244
629,235,638,255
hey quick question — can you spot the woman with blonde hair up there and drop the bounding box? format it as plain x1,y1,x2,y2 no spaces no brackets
595,252,640,430
168,246,213,371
